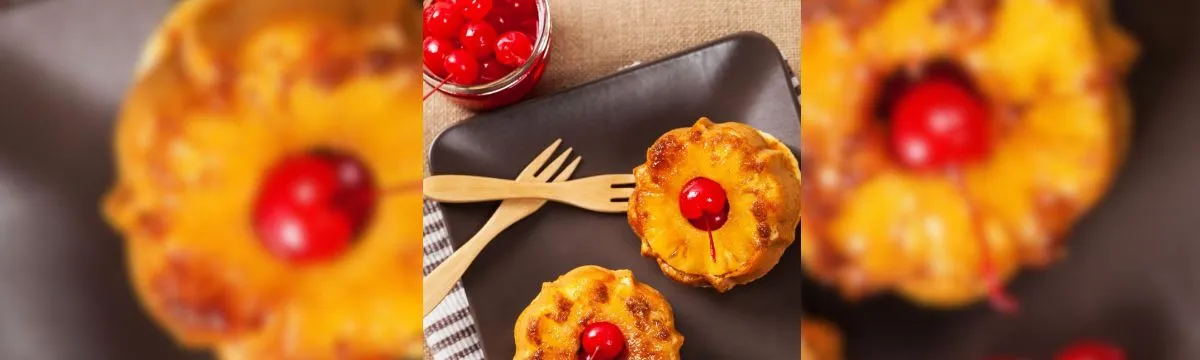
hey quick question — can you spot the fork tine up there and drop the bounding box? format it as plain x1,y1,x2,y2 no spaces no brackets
533,147,573,181
606,174,637,186
516,139,562,181
553,156,582,182
596,201,630,213
609,187,635,200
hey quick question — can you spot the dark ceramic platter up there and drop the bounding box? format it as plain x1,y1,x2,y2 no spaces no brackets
428,33,802,359
801,0,1200,359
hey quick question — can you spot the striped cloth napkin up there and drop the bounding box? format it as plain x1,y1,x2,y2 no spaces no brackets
422,200,485,360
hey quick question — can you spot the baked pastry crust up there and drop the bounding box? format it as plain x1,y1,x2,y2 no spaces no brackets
513,266,684,360
628,118,801,292
801,319,843,360
102,0,423,358
800,0,1138,306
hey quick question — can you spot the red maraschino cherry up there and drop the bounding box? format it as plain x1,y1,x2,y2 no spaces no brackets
443,49,480,85
680,177,729,261
1055,341,1125,360
495,31,533,67
423,2,463,39
459,21,498,59
486,11,515,33
478,58,513,83
253,150,377,264
453,0,493,20
889,78,991,170
497,0,537,17
580,322,625,360
423,37,454,78
517,18,538,38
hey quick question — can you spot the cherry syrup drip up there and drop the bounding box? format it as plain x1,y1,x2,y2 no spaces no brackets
703,217,715,261
951,169,1017,314
679,178,729,262
881,61,1011,312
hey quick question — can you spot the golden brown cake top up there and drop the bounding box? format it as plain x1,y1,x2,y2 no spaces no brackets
103,0,424,358
513,266,684,360
628,118,800,291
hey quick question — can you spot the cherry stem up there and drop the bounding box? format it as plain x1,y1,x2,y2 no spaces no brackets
704,216,716,262
983,258,1019,313
423,75,451,101
380,179,423,196
949,167,1019,314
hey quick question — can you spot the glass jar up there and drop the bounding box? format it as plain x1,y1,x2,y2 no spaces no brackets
423,0,551,111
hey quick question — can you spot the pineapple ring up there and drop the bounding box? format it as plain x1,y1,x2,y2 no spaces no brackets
628,118,801,292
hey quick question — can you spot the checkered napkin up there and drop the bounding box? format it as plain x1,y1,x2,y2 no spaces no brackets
422,200,486,360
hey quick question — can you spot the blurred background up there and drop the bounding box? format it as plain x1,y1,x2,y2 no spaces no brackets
801,0,1200,359
0,0,206,359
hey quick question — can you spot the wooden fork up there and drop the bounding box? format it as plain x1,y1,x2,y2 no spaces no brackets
422,139,581,316
422,174,635,213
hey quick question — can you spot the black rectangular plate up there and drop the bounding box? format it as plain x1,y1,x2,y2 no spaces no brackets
428,32,802,359
801,0,1200,359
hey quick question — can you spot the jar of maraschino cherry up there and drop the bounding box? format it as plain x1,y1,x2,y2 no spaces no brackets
422,0,551,110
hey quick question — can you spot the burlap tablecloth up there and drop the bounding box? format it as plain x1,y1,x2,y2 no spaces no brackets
422,1,798,358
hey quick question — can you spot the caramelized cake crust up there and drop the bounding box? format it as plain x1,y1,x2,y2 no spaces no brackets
628,118,801,292
513,266,684,360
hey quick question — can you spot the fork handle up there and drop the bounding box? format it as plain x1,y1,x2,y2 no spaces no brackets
424,175,572,203
422,208,522,316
